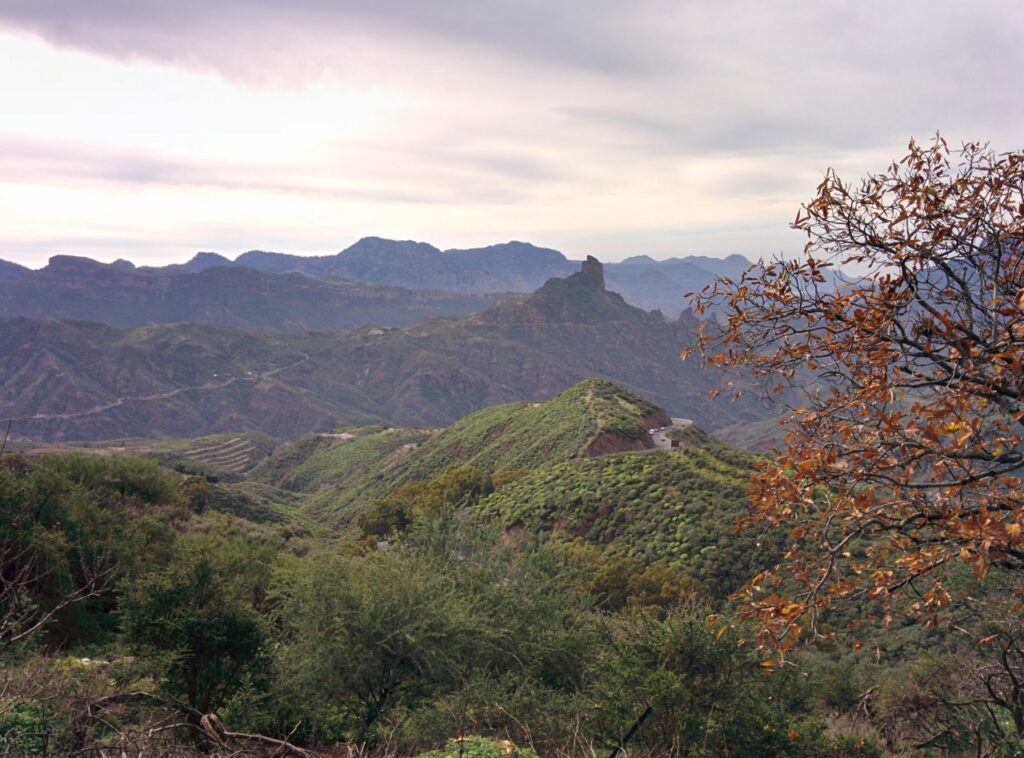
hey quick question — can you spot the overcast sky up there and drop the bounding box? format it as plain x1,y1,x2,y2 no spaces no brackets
1,1,1021,267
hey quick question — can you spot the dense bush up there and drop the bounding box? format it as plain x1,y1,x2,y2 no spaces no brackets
3,449,1000,756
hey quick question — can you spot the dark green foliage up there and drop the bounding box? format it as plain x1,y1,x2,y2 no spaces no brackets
4,425,990,758
278,550,483,743
477,445,773,597
582,606,804,756
359,465,494,542
0,453,183,649
584,554,701,611
118,530,275,712
42,452,181,504
416,735,539,757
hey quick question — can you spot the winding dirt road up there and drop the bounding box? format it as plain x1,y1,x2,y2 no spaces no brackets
6,353,311,423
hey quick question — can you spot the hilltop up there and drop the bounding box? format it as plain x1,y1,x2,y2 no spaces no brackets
232,379,767,596
247,379,672,523
474,424,770,597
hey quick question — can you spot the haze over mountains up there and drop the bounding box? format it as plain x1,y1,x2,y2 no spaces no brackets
0,258,777,444
0,236,754,326
0,254,501,332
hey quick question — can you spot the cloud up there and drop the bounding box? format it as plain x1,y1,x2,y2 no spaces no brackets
0,0,661,81
0,1,1022,265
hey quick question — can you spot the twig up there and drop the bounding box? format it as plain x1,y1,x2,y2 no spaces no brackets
608,705,653,758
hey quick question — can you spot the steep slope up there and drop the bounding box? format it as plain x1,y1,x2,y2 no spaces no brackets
393,378,669,479
249,427,430,496
0,256,500,331
0,260,778,443
475,424,772,596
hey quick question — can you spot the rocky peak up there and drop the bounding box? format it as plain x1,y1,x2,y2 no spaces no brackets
183,252,234,272
45,255,107,274
579,255,605,289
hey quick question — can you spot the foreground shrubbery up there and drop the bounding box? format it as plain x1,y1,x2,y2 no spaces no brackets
3,451,1016,755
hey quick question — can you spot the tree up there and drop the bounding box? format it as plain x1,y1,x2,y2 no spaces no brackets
119,531,273,713
0,453,181,650
692,137,1024,654
278,550,483,744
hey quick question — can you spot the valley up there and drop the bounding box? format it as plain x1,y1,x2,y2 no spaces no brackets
2,3,1016,752
0,259,784,445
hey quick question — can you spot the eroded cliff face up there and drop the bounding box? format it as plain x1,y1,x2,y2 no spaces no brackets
580,255,605,289
582,410,670,457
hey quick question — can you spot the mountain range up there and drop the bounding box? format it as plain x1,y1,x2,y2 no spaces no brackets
0,254,501,332
0,258,778,444
0,237,755,324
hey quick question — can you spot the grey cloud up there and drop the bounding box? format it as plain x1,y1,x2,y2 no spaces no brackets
2,0,1023,266
0,0,658,78
4,0,1022,158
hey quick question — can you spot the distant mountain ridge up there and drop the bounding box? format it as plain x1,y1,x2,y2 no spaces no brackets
0,236,757,319
0,259,29,283
164,237,578,294
0,255,501,332
0,259,779,443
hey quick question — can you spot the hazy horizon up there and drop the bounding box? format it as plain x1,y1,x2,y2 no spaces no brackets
2,1,1021,267
3,235,759,271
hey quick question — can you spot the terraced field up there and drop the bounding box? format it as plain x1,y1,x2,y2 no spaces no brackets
42,431,284,481
177,435,264,475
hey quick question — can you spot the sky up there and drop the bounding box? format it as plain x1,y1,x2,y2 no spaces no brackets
1,1,1022,268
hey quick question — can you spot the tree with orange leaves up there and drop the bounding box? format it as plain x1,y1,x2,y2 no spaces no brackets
693,136,1024,658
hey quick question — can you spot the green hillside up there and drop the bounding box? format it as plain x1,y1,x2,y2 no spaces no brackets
248,427,431,522
475,426,769,597
245,380,671,525
390,379,668,481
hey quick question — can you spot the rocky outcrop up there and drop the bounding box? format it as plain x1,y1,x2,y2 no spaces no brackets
579,255,605,289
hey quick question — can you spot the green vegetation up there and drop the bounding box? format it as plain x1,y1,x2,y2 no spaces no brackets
389,379,665,483
237,380,669,527
476,440,767,597
67,431,283,480
1,447,890,756
7,379,1017,755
